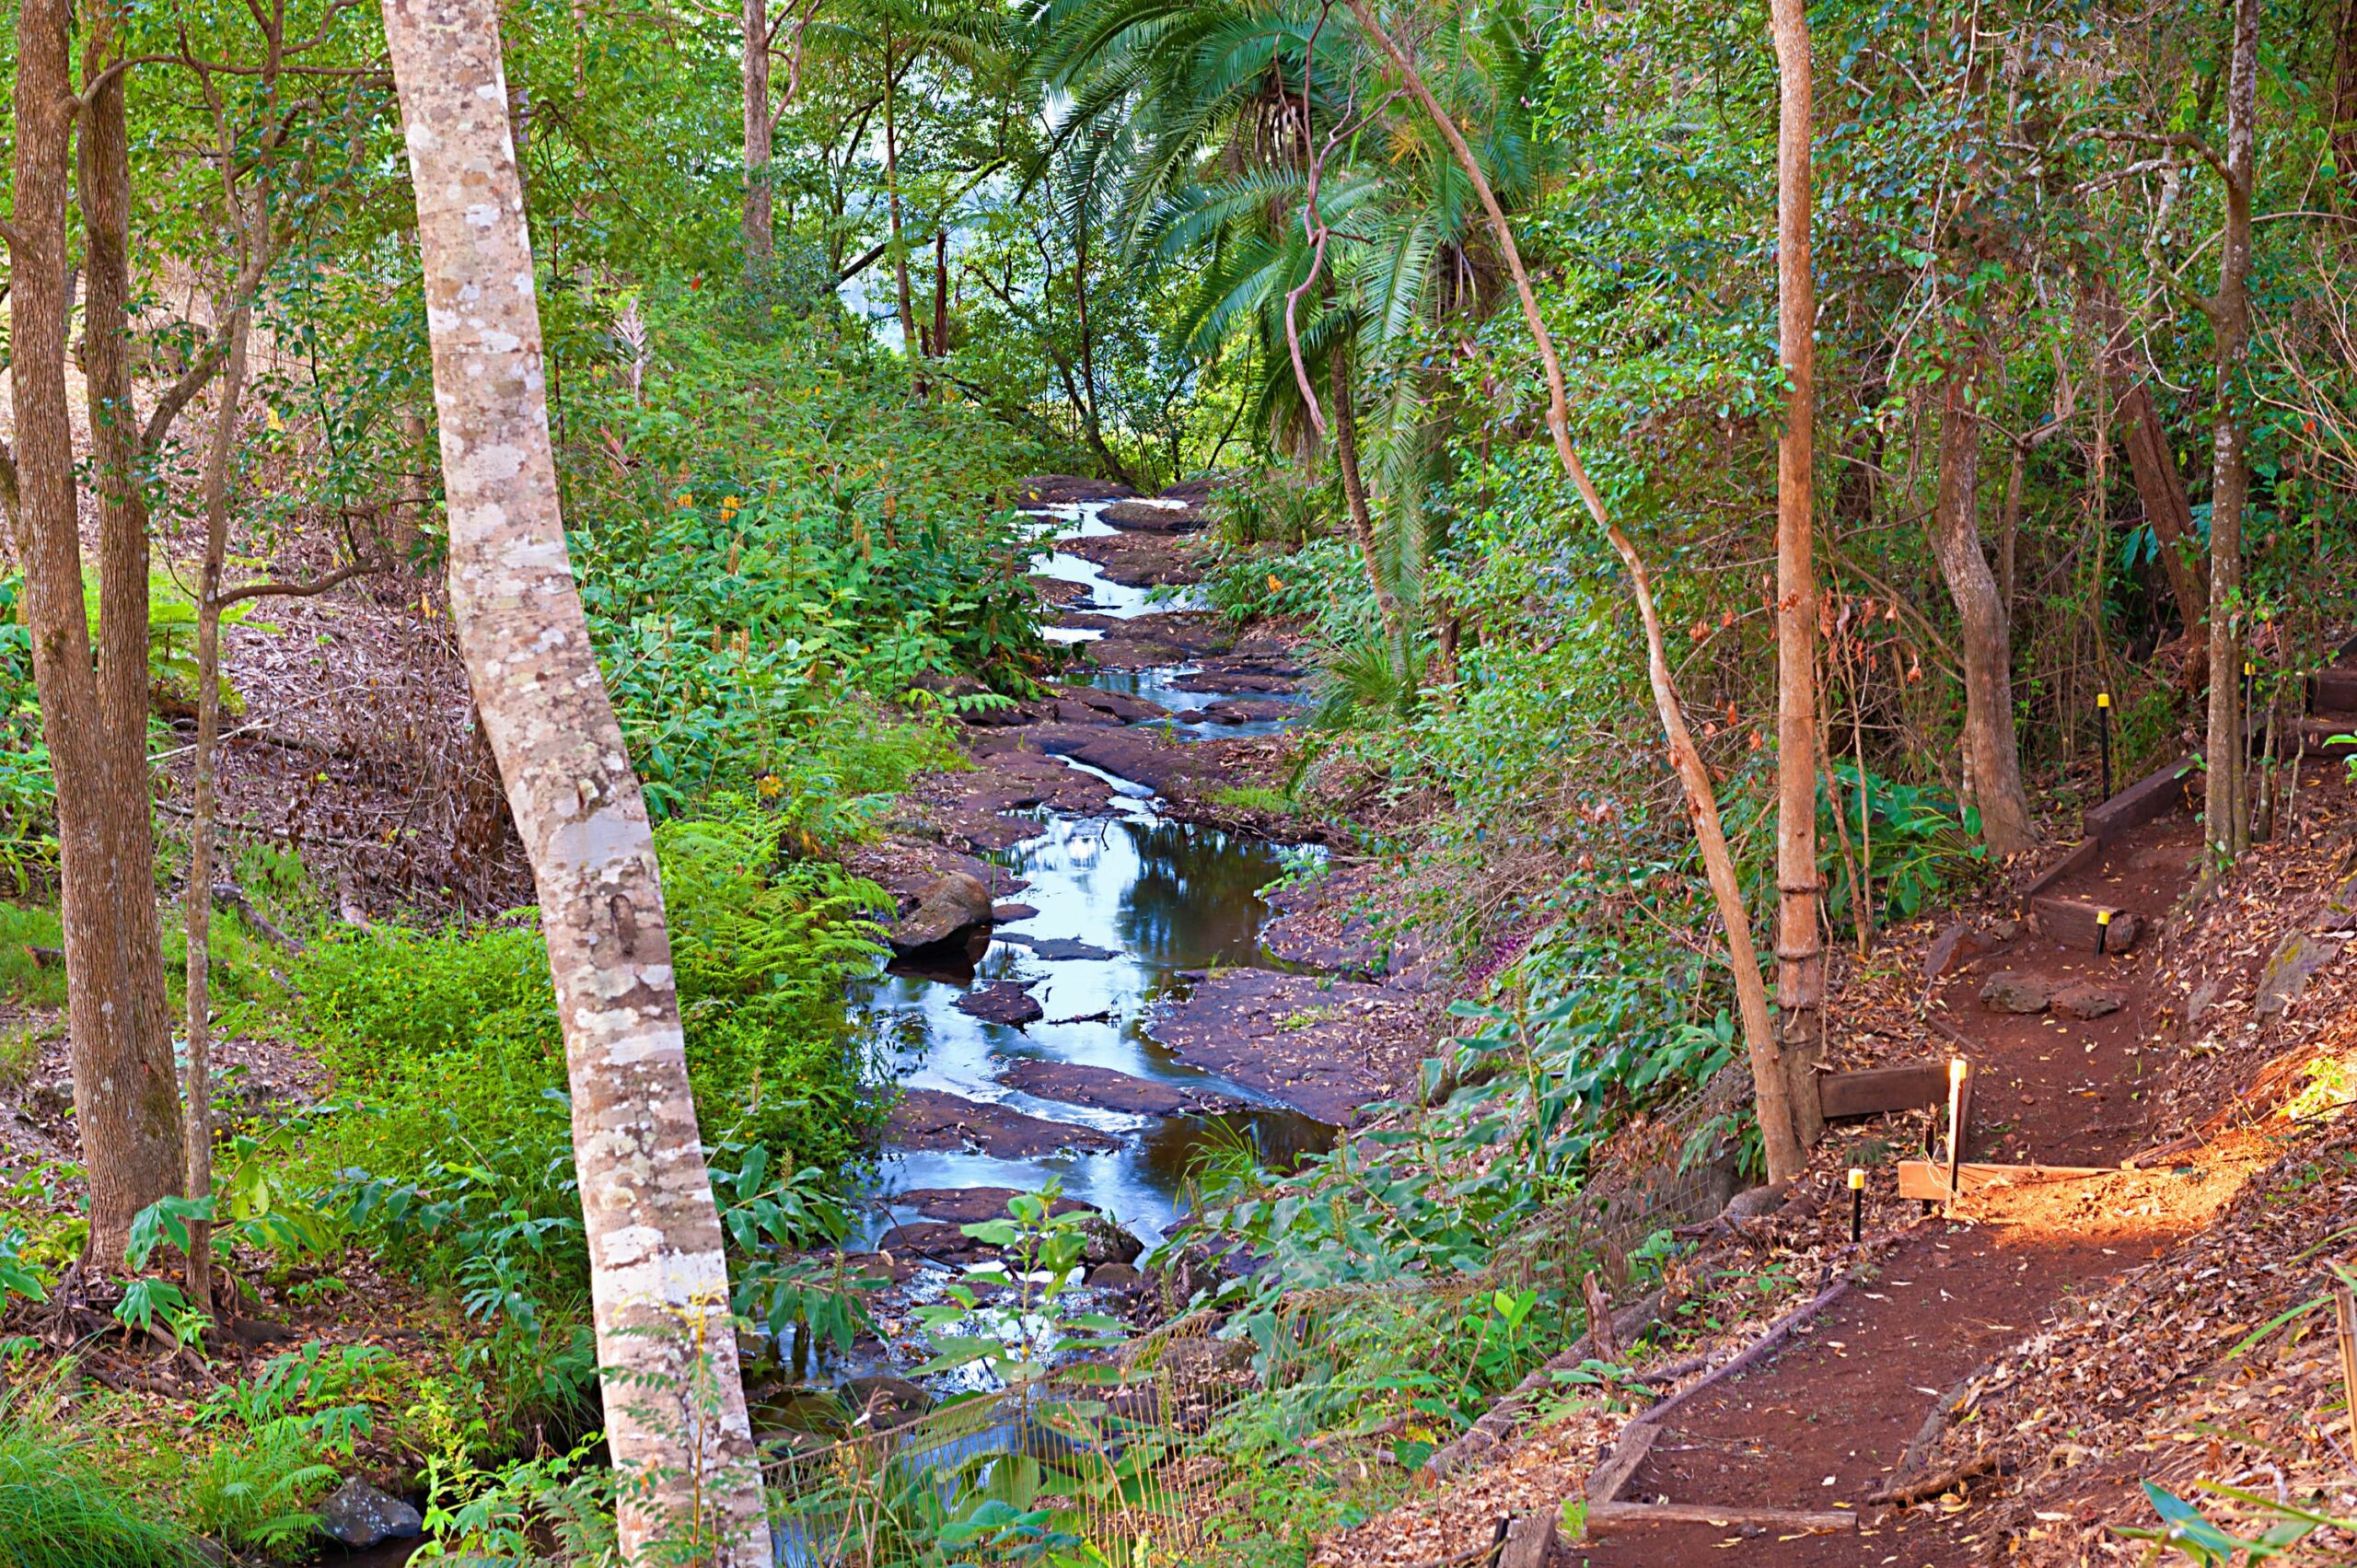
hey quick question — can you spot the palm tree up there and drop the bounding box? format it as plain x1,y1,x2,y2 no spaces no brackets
1029,0,1550,691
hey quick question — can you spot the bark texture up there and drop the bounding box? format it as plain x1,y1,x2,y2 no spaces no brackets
2205,0,2259,865
11,0,186,1265
1927,367,2039,858
742,0,773,267
1770,0,1825,1155
379,1,772,1557
2095,287,2207,630
1345,0,1805,1182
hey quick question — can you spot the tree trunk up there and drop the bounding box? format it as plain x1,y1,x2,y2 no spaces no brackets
2094,285,2208,629
2333,0,2357,210
1329,342,1408,667
882,50,919,359
1927,366,2040,858
48,8,187,1265
2205,0,2260,866
742,0,773,271
1770,0,1825,1154
183,304,255,1318
379,2,772,1559
1345,0,1805,1183
930,227,949,358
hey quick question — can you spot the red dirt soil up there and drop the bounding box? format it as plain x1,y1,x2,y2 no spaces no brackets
1562,805,2221,1567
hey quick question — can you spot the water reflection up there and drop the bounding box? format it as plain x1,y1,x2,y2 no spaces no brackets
864,804,1331,1246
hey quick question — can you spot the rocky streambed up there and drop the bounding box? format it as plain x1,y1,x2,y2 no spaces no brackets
779,481,1443,1427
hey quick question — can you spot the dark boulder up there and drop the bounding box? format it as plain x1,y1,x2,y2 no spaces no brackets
888,871,994,952
316,1481,422,1550
955,980,1045,1027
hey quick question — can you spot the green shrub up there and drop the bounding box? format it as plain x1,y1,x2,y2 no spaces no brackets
0,1381,196,1568
295,800,889,1170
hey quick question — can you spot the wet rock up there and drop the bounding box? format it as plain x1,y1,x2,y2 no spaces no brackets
843,1374,935,1432
1031,725,1226,798
1027,938,1117,961
2053,981,2127,1019
1080,612,1238,671
877,1218,997,1265
1000,1059,1240,1115
1168,662,1306,694
2256,931,2338,1020
956,980,1045,1027
1019,474,1134,504
1071,1214,1146,1268
888,871,994,952
1978,970,2053,1014
885,1088,1119,1156
894,1186,1088,1225
1089,1262,1145,1291
1149,968,1415,1124
1195,698,1299,726
1100,500,1206,533
1060,530,1208,587
992,902,1039,923
1049,684,1166,724
316,1480,422,1549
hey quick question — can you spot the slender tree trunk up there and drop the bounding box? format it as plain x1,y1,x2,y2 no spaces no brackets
54,11,188,1264
930,227,949,358
1770,0,1825,1154
882,51,919,359
2333,0,2357,210
183,305,255,1318
1329,342,1408,667
1927,366,2040,858
742,0,772,272
379,3,772,1559
2205,0,2260,866
2095,286,2208,629
1346,0,1805,1182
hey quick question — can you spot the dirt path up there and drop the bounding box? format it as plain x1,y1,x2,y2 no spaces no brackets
1568,807,2211,1567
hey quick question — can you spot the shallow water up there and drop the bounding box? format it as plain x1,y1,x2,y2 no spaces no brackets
864,796,1332,1246
1026,501,1208,620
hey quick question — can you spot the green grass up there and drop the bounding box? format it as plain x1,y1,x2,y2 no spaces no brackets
0,1382,198,1568
1208,784,1295,816
0,1024,40,1089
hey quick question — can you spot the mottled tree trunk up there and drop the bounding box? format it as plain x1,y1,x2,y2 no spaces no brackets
882,48,919,359
379,1,772,1559
1928,368,2039,859
1346,0,1805,1182
742,0,773,271
15,4,188,1266
1329,343,1408,668
1770,0,1825,1155
2205,0,2260,866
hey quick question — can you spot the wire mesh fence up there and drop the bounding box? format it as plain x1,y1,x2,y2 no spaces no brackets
764,1063,1755,1565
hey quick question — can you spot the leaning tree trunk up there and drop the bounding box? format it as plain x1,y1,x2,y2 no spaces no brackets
1769,0,1826,1154
1345,0,1806,1181
2094,285,2207,632
379,2,772,1559
14,3,188,1265
1928,366,2040,859
2204,0,2259,869
1329,342,1409,671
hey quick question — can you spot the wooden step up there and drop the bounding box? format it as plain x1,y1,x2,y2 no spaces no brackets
1896,1159,2114,1200
2296,717,2357,759
2030,896,2143,953
2084,756,2199,842
1818,1062,1948,1121
2313,667,2357,714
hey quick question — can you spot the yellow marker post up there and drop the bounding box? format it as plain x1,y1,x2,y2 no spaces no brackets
1848,1167,1866,1243
2096,691,2113,801
2096,907,2113,956
1944,1058,1969,1213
